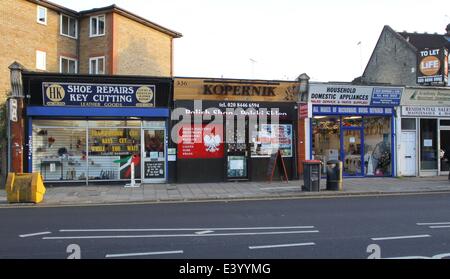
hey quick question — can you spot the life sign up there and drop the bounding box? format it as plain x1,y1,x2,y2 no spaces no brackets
42,82,156,107
417,47,448,85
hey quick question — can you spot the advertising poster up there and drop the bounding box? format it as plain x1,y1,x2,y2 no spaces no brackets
251,124,292,157
178,124,224,159
416,47,448,85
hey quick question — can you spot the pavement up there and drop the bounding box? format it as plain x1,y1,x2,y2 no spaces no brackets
1,176,450,207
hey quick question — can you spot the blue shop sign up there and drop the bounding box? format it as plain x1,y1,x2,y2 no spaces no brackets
370,88,402,106
42,82,156,107
313,105,393,116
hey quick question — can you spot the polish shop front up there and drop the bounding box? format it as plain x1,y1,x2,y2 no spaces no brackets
172,77,299,183
23,72,172,184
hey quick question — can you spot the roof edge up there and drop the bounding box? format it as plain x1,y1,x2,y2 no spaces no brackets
79,5,182,38
26,0,78,16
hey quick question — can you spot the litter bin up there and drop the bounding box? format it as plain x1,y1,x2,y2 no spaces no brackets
302,160,322,191
326,160,343,191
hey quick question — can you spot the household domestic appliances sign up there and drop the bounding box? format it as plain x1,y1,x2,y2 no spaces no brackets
416,48,448,85
309,84,402,106
42,82,156,107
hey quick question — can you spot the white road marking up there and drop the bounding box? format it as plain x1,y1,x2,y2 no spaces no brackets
371,234,431,241
384,256,431,259
195,230,214,235
105,250,183,258
43,230,319,240
416,222,450,226
429,225,450,229
19,231,51,238
249,242,315,250
59,225,315,232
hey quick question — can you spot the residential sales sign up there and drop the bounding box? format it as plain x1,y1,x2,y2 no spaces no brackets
42,82,156,107
309,84,402,106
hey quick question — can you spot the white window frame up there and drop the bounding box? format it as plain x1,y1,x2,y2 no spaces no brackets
90,14,106,37
36,50,46,70
60,56,78,74
89,56,105,74
37,6,47,25
60,14,78,39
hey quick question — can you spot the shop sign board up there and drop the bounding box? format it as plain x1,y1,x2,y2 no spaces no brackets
313,105,393,116
402,106,450,117
42,82,156,107
174,78,298,102
401,87,450,106
177,124,224,159
416,47,448,85
309,84,402,106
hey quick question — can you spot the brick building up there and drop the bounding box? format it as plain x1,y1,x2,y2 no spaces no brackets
0,0,181,183
360,24,450,86
0,0,182,102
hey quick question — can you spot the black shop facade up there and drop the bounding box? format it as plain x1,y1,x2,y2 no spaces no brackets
22,72,174,185
172,77,299,183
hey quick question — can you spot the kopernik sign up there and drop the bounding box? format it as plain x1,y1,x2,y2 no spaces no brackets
309,84,402,106
42,82,156,107
417,48,449,85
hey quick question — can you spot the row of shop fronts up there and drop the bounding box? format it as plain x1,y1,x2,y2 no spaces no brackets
8,71,450,184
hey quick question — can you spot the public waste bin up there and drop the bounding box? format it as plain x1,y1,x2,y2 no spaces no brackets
302,160,322,192
326,160,343,191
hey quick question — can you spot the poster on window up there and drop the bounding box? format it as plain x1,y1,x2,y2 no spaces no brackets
251,124,292,158
178,124,224,159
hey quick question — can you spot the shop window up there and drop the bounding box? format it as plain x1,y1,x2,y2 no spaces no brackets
32,127,87,181
60,14,77,38
342,116,362,127
364,117,391,176
401,118,416,130
37,6,47,25
90,15,105,37
250,124,293,158
88,127,141,180
89,56,105,74
440,120,450,126
312,116,340,173
420,119,437,170
60,57,77,74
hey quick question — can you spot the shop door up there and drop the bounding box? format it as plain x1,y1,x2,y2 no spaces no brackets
142,128,166,183
225,119,249,181
440,128,450,174
400,131,416,176
341,128,363,176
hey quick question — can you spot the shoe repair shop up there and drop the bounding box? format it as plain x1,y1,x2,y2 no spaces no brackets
173,77,299,183
22,72,172,184
308,83,403,177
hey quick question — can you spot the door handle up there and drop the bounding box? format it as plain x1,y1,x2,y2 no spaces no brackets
405,156,412,158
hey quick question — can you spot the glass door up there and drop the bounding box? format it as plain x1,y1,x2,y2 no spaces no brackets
342,128,363,176
142,123,166,183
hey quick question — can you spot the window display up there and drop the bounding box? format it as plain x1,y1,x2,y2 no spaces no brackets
311,115,392,176
312,117,340,173
31,119,164,182
250,124,293,158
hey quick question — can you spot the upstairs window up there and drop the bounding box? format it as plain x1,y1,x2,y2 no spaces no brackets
89,56,105,74
37,6,47,25
90,15,105,37
61,14,77,38
60,57,77,74
36,50,46,70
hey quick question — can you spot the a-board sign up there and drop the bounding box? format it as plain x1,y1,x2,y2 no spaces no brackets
266,149,289,182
